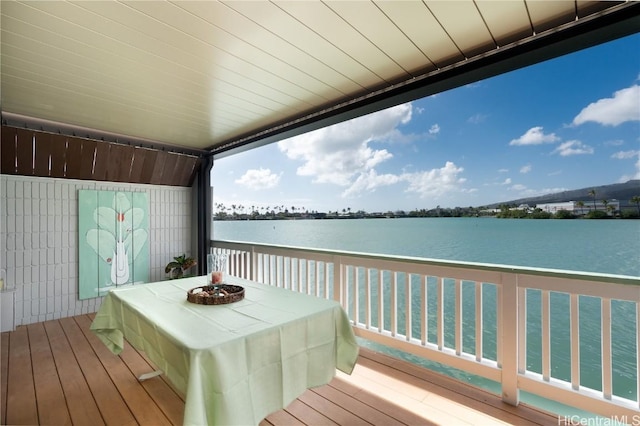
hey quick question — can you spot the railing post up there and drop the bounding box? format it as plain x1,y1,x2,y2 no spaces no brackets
500,272,520,406
250,245,256,281
333,255,342,304
602,298,612,400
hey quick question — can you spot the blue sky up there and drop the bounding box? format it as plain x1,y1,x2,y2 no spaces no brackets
211,34,640,213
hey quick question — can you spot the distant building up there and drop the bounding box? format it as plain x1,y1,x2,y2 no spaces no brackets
536,200,620,216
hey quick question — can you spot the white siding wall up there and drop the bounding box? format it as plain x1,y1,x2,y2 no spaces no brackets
0,175,194,326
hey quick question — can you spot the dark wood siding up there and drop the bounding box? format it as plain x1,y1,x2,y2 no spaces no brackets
1,125,200,186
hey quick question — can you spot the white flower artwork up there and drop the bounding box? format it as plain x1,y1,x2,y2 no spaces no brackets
79,190,149,299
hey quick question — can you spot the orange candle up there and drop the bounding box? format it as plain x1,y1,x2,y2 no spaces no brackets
211,271,223,284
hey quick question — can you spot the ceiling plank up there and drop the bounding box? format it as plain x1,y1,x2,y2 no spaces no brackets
425,2,496,58
374,1,459,69
475,1,532,47
1,0,636,160
323,1,430,76
526,1,579,34
125,1,339,102
274,1,407,83
216,1,371,94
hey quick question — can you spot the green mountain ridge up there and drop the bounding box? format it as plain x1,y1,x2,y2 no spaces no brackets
487,180,640,209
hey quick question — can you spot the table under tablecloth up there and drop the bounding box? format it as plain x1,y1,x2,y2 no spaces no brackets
90,275,359,425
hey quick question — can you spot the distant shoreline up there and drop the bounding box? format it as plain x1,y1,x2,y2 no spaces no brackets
214,212,639,221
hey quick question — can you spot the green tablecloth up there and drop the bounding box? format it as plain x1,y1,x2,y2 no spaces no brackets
90,276,359,425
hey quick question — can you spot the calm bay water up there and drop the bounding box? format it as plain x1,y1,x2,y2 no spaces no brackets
213,217,640,276
213,217,640,411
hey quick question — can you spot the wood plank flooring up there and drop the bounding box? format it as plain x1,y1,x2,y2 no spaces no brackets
1,315,558,425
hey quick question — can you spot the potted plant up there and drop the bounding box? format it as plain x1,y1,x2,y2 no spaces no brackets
165,254,197,279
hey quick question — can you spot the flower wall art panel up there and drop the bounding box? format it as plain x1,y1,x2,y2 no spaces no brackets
78,190,149,299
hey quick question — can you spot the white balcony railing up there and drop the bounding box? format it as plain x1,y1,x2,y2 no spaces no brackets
211,239,640,419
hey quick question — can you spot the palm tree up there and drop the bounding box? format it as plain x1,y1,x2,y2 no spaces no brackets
631,196,640,216
214,203,227,219
588,189,597,211
576,201,585,216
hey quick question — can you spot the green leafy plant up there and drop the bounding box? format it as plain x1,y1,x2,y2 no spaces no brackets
165,254,197,279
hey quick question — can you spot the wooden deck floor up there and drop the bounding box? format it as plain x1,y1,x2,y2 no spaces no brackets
1,315,558,425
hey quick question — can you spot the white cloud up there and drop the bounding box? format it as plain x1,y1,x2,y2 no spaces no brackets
573,85,640,126
341,162,467,199
520,164,532,174
235,168,281,190
498,168,509,173
278,103,411,185
402,162,466,198
611,150,640,160
502,178,512,185
276,103,469,202
509,126,560,146
341,170,401,198
552,140,594,156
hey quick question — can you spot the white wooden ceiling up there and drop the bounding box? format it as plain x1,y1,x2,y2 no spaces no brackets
1,1,637,156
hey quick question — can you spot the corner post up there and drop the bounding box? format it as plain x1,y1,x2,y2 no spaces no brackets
500,271,520,406
196,155,214,275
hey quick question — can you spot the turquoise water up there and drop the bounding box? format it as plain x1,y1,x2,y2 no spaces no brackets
213,217,640,276
213,217,640,415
